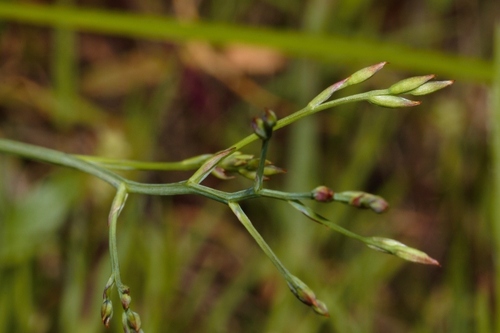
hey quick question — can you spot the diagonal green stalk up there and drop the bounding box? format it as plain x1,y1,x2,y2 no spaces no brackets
228,202,292,279
288,200,368,243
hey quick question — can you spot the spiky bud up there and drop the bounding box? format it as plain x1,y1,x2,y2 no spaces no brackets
388,75,435,95
367,237,440,266
312,186,334,202
409,80,454,96
368,95,421,108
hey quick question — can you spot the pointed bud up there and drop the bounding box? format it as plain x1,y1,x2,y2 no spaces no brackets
312,186,334,202
308,78,349,107
238,169,261,180
367,237,440,266
334,191,389,213
409,80,454,96
346,62,387,86
368,95,421,108
101,299,113,328
388,75,435,95
287,275,329,317
263,165,286,176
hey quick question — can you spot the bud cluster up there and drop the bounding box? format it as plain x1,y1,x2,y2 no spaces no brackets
334,191,389,213
251,108,278,140
213,152,286,180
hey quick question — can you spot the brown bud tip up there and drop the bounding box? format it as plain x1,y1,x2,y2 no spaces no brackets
312,186,334,202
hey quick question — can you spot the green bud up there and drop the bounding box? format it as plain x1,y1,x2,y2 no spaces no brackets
263,108,277,128
252,109,278,140
287,275,330,317
263,165,286,176
121,293,132,310
367,237,440,266
388,75,435,95
334,191,389,213
368,95,421,108
126,310,141,332
346,62,387,86
101,299,113,328
312,186,334,202
409,80,454,96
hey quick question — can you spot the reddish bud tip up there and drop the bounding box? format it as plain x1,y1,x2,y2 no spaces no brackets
312,186,334,202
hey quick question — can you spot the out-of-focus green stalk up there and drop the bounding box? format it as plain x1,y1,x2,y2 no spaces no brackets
0,3,491,82
492,24,500,333
52,0,77,128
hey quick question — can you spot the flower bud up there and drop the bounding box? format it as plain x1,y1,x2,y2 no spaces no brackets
409,80,454,96
252,109,277,140
368,95,421,108
287,275,330,317
312,186,334,202
263,165,286,176
101,299,113,328
122,309,142,332
388,75,435,95
335,191,389,213
121,293,132,310
346,62,387,86
367,237,440,266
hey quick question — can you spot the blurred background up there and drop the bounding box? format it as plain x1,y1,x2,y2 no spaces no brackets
0,0,498,332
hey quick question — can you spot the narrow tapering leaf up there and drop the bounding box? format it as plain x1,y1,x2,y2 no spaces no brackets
188,147,235,184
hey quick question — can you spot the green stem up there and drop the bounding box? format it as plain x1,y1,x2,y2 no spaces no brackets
108,183,129,294
254,139,270,193
0,138,125,188
77,154,212,171
230,89,389,151
228,202,292,279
